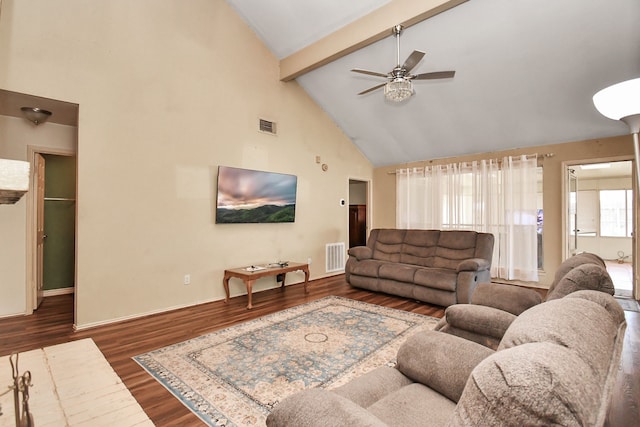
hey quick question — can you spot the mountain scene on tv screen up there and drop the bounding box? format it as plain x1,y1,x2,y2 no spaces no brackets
216,166,297,224
216,204,295,223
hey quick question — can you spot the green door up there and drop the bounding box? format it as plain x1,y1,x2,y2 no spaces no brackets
42,154,76,291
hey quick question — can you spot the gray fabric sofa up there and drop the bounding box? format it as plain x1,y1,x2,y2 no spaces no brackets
435,252,615,349
345,229,494,307
267,290,626,427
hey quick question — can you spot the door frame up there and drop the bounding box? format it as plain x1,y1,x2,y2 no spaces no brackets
348,178,371,245
565,167,578,259
562,155,636,300
25,145,77,315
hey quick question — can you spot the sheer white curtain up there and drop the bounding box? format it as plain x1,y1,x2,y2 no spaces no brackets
396,155,538,281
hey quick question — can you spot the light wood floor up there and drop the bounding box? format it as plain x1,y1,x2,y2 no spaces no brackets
605,260,634,298
0,275,638,426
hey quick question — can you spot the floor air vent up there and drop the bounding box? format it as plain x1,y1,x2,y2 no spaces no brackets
326,242,346,273
259,118,276,135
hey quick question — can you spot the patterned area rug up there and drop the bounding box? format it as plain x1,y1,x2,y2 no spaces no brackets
134,296,438,426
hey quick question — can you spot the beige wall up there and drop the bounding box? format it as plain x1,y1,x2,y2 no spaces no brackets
0,115,76,316
0,0,373,327
372,135,635,289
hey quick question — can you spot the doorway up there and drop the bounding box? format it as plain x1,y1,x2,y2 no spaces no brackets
27,148,77,312
0,88,78,320
349,179,369,248
41,154,76,297
567,160,634,298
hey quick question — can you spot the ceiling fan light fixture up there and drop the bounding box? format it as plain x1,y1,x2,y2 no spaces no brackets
384,79,413,102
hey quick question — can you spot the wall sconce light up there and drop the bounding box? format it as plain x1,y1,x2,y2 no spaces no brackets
20,107,52,125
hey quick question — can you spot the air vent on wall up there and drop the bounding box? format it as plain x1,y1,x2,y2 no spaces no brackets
326,242,346,273
259,118,277,135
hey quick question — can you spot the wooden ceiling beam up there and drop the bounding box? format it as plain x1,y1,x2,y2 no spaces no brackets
279,0,468,82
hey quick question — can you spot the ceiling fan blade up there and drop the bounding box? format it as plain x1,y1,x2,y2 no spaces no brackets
412,71,456,80
402,50,425,73
358,82,386,95
351,69,388,78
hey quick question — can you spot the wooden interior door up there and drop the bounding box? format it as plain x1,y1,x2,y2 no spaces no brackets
36,153,46,309
349,205,367,247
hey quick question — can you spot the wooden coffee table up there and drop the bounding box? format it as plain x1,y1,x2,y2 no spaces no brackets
223,262,310,309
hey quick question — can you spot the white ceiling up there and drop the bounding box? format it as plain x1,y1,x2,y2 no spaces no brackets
227,0,640,167
225,0,391,59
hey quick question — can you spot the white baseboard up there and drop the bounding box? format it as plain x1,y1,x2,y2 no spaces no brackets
73,296,222,331
72,274,337,331
43,287,75,297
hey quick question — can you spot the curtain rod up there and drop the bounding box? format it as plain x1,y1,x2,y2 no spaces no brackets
387,153,554,174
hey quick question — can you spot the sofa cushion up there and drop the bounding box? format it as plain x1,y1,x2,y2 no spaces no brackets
368,383,456,427
547,252,606,293
349,259,384,278
398,230,439,267
499,295,619,385
414,268,457,291
433,232,478,270
372,229,406,262
379,263,417,283
451,342,601,427
266,388,387,427
565,290,625,325
333,367,413,409
546,263,614,301
396,331,494,403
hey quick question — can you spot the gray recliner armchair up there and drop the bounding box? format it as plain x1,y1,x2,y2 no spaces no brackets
267,290,626,427
434,252,615,349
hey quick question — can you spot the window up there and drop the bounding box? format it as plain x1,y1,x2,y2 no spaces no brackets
396,157,541,281
600,190,633,237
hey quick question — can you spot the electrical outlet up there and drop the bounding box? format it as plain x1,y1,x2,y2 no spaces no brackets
184,274,191,285
307,257,312,265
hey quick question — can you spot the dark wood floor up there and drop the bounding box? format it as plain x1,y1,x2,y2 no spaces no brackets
1,275,638,426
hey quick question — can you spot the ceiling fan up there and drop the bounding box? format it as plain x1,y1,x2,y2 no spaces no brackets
351,25,455,102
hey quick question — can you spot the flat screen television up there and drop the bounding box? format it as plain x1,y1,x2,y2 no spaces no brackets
215,166,297,224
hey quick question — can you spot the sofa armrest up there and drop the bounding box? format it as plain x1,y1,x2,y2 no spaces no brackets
348,246,373,260
396,330,494,403
457,258,490,272
442,304,517,340
471,282,543,315
266,388,387,427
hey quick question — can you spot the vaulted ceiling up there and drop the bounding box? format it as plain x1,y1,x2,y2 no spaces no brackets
227,0,640,166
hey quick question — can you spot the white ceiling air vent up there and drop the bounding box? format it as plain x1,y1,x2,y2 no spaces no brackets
259,118,276,135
